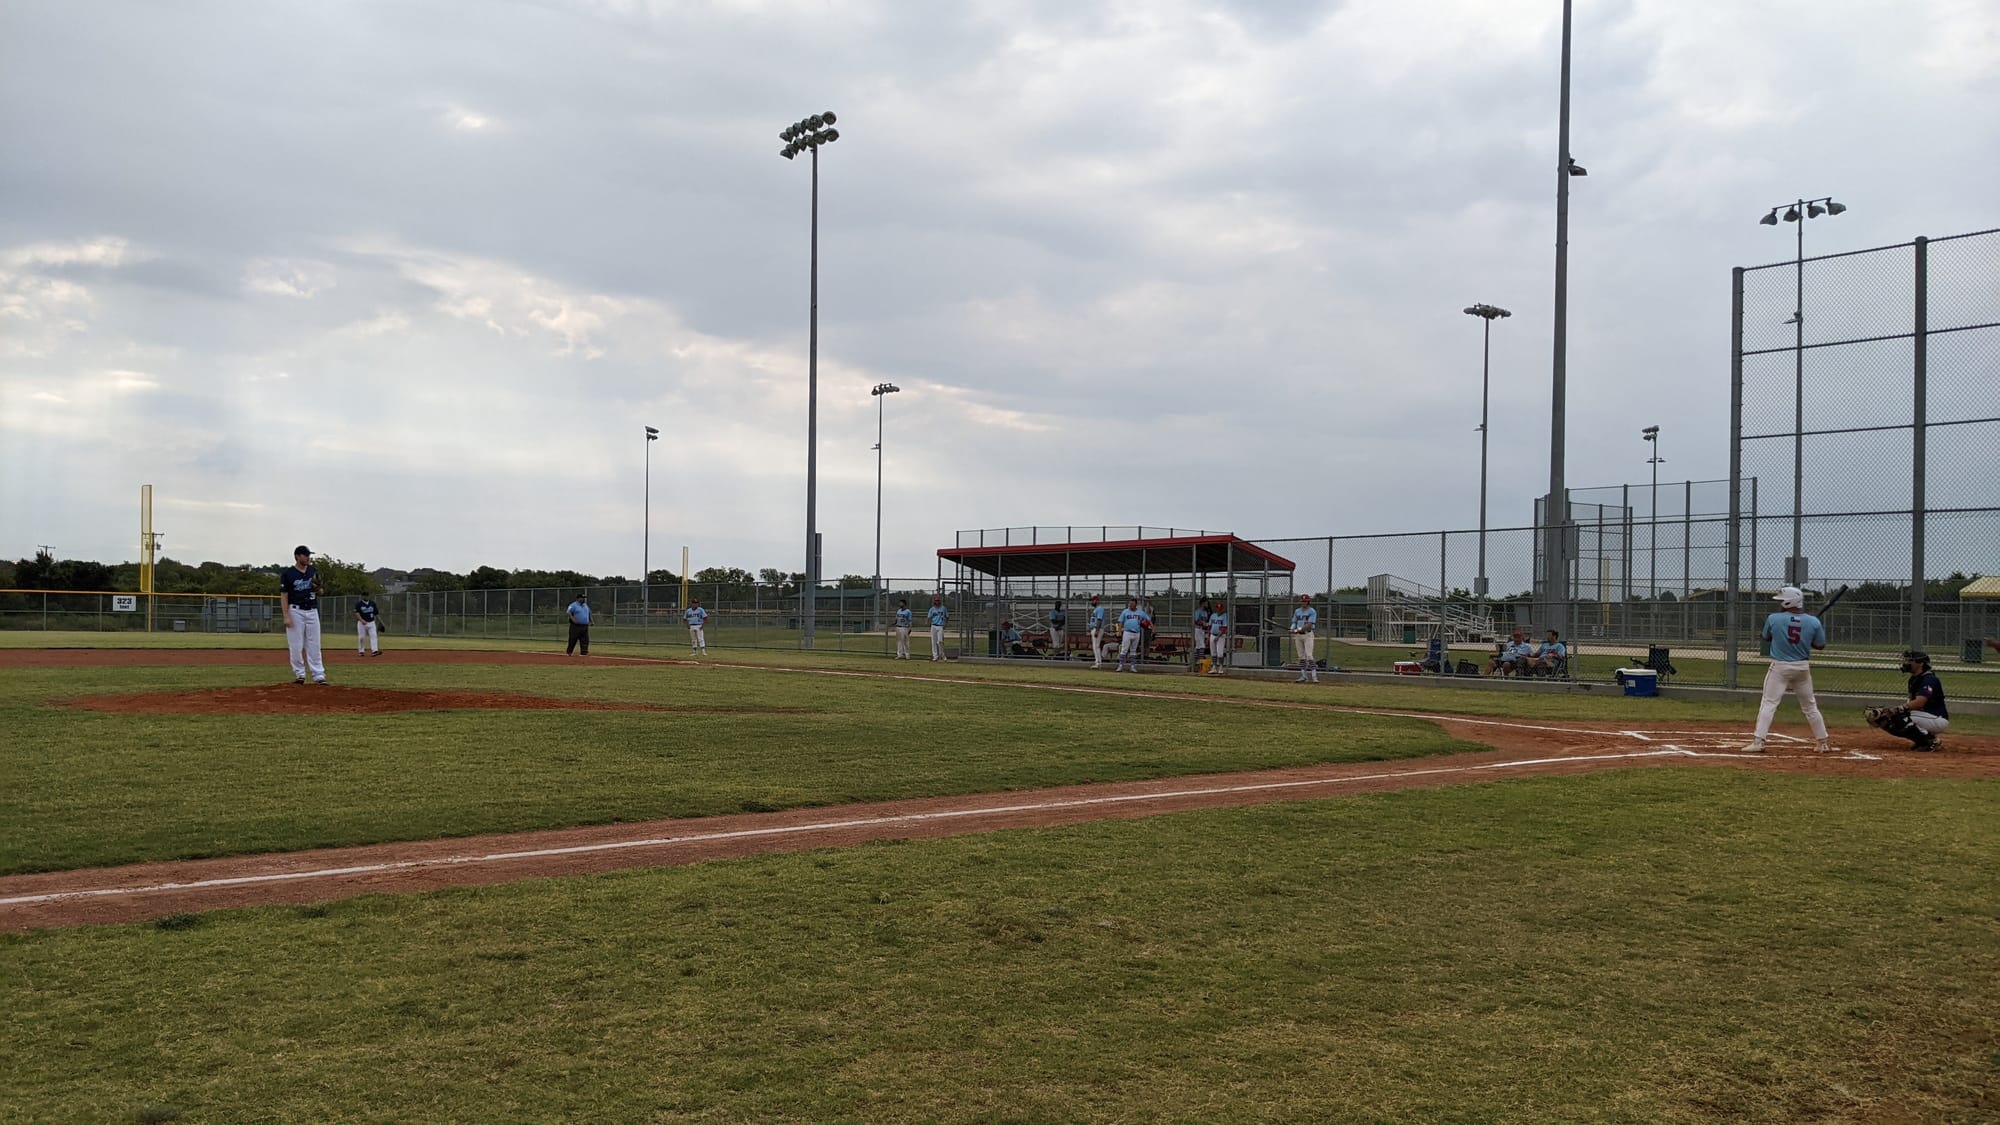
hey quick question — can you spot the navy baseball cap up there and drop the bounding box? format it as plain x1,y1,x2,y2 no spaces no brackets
293,545,311,556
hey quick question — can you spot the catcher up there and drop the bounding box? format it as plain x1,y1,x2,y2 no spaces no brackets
1864,650,1949,752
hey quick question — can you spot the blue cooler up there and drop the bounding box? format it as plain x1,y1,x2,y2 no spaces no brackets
1619,668,1658,697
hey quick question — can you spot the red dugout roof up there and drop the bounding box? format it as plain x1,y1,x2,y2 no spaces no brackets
937,534,1294,578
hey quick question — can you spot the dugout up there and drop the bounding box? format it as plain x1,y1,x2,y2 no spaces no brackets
937,532,1295,666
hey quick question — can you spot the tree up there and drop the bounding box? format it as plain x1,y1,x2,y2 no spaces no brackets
466,566,511,590
412,570,465,593
313,556,382,596
838,574,875,590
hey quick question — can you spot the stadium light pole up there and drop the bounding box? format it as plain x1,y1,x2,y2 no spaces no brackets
871,382,900,636
1464,303,1511,605
1546,0,1588,645
1642,425,1662,599
643,426,658,621
780,110,841,648
1759,195,1846,587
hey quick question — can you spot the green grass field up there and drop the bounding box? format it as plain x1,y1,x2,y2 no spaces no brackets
4,771,1995,1121
4,639,1997,1120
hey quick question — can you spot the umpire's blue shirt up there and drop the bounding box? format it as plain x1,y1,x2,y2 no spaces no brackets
568,600,591,625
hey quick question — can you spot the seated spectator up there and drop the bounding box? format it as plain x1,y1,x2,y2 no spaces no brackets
1530,630,1567,675
1000,620,1034,657
1486,631,1530,677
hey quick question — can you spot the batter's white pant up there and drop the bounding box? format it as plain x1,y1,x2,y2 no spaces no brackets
286,609,324,681
930,624,945,660
1210,633,1227,666
1090,627,1106,666
896,626,911,658
1117,630,1143,666
689,625,706,650
1294,630,1315,667
356,619,378,653
1753,659,1828,741
1908,711,1949,736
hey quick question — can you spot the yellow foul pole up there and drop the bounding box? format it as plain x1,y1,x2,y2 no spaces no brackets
140,485,155,633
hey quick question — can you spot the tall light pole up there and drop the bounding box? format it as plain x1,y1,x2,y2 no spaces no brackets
1464,303,1511,605
870,382,900,636
1642,425,1662,599
1759,195,1846,586
780,110,840,648
643,425,658,620
1546,0,1588,641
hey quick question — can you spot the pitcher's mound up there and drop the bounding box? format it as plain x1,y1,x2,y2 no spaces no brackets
70,684,719,716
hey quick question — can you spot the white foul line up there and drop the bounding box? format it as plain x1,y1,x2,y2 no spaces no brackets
0,748,1711,910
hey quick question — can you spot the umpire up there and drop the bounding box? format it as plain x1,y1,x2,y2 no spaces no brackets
565,592,592,656
1866,650,1949,751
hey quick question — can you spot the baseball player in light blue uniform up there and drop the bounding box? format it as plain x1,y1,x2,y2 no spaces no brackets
1745,585,1829,753
684,598,709,654
1116,599,1146,672
894,598,914,659
281,545,326,683
1088,595,1109,668
354,595,381,656
1048,601,1067,659
1205,604,1230,675
927,596,949,661
1290,595,1319,683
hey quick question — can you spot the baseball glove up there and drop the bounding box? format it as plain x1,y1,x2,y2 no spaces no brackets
1863,705,1908,729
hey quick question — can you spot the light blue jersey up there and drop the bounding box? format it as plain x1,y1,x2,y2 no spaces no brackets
1119,608,1146,632
1090,605,1108,630
927,604,948,627
1193,607,1211,630
1290,606,1317,631
1762,612,1825,661
896,607,913,628
1209,611,1229,636
684,605,707,626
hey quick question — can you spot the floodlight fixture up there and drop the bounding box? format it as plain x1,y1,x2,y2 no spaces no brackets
1783,206,1801,222
777,108,845,648
1826,200,1846,215
1565,158,1587,176
1463,303,1512,320
1760,210,1779,226
1760,193,1847,588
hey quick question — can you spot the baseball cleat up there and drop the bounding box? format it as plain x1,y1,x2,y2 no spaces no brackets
1813,740,1832,753
294,677,306,685
1739,740,1766,753
1914,737,1940,752
312,679,327,685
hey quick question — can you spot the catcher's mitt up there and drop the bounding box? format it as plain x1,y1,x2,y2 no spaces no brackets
1864,705,1908,729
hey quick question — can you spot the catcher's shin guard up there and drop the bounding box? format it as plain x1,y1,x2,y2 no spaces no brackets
1882,712,1923,743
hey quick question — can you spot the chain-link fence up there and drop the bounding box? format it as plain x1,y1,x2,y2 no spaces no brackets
0,590,281,633
1730,226,2000,691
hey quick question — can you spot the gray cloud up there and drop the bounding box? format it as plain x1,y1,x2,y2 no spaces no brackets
2,0,1995,582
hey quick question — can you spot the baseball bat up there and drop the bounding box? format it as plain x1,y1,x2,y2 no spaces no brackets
1817,583,1851,618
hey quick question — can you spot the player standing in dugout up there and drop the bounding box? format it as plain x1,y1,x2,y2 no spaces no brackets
1743,585,1830,754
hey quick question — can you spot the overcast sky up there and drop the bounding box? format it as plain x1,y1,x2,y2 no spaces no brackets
2,0,1995,582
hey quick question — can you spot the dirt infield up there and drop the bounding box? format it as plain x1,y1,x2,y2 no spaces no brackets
64,684,778,716
2,712,1994,932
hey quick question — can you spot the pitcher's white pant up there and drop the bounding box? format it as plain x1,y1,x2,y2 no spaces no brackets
1090,627,1106,666
1294,630,1315,667
1753,659,1828,741
689,624,706,651
356,619,378,654
896,626,911,658
1117,629,1143,667
930,624,945,660
286,608,325,681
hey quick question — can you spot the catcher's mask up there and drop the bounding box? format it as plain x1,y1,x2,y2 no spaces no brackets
1900,650,1930,674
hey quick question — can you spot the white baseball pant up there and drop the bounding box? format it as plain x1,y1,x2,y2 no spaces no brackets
1117,629,1143,666
356,619,378,654
1294,630,1315,666
1908,711,1949,736
930,624,945,660
896,626,911,658
689,624,706,651
1090,627,1105,666
1050,627,1065,657
286,608,325,681
1752,659,1828,741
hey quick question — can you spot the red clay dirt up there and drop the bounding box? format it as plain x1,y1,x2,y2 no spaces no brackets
3,647,1996,932
0,647,608,667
